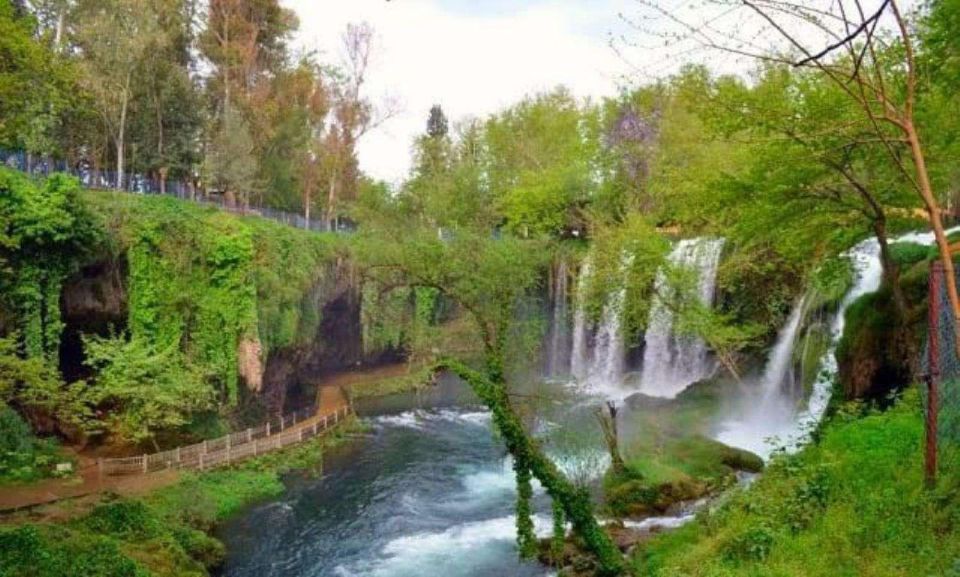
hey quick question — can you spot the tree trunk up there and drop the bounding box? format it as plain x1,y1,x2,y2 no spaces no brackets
905,120,960,359
874,218,908,322
439,360,624,576
326,174,337,231
54,10,64,51
117,83,130,190
597,401,626,475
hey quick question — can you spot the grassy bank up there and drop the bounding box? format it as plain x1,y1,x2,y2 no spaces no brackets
0,417,362,577
632,389,960,577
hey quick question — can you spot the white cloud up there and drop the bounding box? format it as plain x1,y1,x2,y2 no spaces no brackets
284,0,633,183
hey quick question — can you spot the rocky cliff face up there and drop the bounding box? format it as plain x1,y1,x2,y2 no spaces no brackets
261,260,404,412
58,253,402,413
59,258,128,382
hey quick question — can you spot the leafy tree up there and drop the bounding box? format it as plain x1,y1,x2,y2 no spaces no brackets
354,219,625,574
204,106,259,206
0,1,73,159
82,334,214,447
426,104,449,139
484,88,601,237
72,0,167,189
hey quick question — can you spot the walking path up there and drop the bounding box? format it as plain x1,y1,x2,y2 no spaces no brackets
0,390,352,514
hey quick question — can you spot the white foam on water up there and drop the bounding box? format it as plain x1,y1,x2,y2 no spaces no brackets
371,408,492,430
333,514,554,577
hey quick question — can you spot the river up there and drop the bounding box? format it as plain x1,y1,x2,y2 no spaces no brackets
217,375,565,577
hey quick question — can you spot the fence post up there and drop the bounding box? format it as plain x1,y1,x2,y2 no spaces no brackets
142,454,148,474
292,412,297,426
199,452,205,471
226,434,231,464
266,421,271,436
280,415,285,431
927,261,943,489
323,415,328,430
299,427,304,442
313,421,318,436
202,439,208,455
247,428,252,443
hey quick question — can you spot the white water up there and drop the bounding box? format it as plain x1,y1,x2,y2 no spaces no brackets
570,261,591,381
547,260,570,377
639,238,726,398
715,295,808,458
718,227,960,459
581,255,632,398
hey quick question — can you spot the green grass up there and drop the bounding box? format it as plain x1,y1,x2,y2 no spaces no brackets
632,388,960,577
0,418,362,577
608,381,764,519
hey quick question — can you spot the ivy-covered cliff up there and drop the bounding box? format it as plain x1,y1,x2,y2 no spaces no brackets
0,169,408,459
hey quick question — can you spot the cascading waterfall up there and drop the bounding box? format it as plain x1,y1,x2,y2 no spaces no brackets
570,261,591,381
718,227,960,459
714,295,808,458
639,238,725,398
584,255,632,394
546,260,570,378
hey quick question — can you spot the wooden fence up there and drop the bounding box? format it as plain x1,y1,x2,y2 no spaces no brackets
97,404,352,477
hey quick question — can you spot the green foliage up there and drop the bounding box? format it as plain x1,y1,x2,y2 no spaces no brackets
84,191,337,416
889,241,931,267
515,457,538,559
637,390,960,577
0,169,99,363
0,3,76,154
0,524,150,577
0,403,64,482
81,500,163,540
82,334,214,445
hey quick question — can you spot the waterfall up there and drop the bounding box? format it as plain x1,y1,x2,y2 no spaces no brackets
639,238,725,398
570,261,591,381
717,226,960,459
586,255,631,391
758,295,807,408
714,295,808,458
546,260,570,377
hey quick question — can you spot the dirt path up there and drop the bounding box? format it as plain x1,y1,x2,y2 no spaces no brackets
0,393,352,515
316,362,412,391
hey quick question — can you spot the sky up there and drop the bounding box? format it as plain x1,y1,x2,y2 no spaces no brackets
284,0,903,184
284,0,638,183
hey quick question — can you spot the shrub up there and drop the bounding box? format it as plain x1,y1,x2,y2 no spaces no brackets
81,500,162,540
0,404,63,482
722,524,775,562
889,241,930,266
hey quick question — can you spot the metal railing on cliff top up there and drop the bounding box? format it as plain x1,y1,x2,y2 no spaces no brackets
0,149,355,233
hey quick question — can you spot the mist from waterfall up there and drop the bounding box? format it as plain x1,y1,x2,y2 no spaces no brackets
639,238,726,398
716,227,959,459
714,295,808,458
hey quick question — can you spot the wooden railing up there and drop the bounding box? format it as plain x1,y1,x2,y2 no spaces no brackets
97,404,352,477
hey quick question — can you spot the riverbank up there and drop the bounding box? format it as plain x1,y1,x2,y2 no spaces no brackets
631,387,960,577
0,417,364,577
